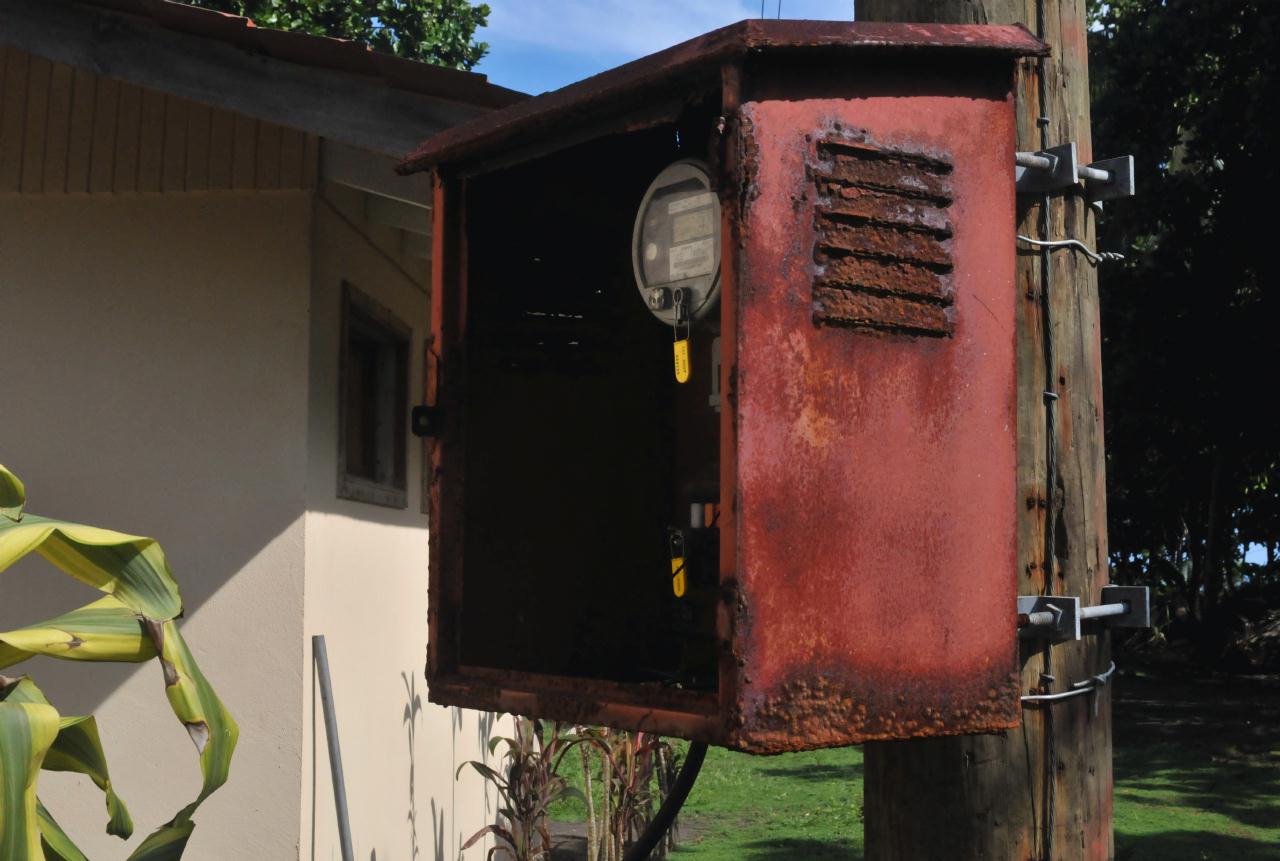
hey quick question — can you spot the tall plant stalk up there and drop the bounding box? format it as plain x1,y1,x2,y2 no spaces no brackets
579,740,598,861
577,728,678,861
458,718,583,861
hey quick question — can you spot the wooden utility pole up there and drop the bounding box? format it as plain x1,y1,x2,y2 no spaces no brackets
855,0,1114,859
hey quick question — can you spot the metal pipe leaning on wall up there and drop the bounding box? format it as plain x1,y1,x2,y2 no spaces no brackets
313,635,356,861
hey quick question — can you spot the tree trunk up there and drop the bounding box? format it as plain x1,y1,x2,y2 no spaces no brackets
1203,450,1224,608
856,1,1114,859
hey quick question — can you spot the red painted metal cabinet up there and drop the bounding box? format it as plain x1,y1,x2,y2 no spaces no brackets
400,20,1045,752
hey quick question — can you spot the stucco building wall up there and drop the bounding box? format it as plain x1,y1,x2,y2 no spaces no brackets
0,191,313,860
1,183,503,860
301,186,502,861
0,38,506,851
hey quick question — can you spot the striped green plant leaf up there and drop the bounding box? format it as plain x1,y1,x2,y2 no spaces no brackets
45,716,134,839
3,677,133,839
37,800,89,861
0,468,235,859
125,819,193,861
0,516,182,622
0,693,61,861
117,621,237,858
0,465,24,522
149,621,238,823
0,596,156,671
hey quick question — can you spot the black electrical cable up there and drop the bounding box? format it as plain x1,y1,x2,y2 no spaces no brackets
621,742,709,861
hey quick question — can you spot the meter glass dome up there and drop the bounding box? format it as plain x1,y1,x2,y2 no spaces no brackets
632,160,721,326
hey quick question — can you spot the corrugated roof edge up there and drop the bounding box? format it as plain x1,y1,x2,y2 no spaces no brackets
80,0,527,110
396,19,1047,175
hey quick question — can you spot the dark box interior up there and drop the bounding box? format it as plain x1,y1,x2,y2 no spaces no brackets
457,113,723,694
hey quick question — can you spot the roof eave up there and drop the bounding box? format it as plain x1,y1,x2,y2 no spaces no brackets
397,20,1046,175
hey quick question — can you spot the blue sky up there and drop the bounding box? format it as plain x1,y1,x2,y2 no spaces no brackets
473,1,857,95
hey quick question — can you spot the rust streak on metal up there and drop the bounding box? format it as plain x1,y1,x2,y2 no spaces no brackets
817,222,953,268
818,136,954,173
816,255,952,302
815,143,954,203
810,133,955,336
818,188,953,236
730,672,1022,754
813,286,954,336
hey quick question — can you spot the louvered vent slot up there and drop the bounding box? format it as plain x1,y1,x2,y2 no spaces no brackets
811,137,956,337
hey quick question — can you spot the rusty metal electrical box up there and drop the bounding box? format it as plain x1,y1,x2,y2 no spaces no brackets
399,20,1046,753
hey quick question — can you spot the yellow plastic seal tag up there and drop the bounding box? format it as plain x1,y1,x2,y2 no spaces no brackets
671,557,687,598
673,339,691,384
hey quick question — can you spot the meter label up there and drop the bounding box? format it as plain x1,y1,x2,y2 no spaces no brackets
667,192,715,215
668,238,715,282
673,208,715,244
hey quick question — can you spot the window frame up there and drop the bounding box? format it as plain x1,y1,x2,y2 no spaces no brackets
337,281,411,509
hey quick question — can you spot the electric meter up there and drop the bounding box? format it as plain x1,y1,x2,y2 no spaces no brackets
632,160,721,325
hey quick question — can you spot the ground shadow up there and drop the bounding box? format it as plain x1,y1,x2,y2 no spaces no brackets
1116,829,1279,861
736,836,861,860
1113,668,1280,833
757,762,865,782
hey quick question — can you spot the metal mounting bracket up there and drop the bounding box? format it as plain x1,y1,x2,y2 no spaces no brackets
1018,595,1080,642
1015,143,1136,201
1018,586,1150,640
1016,143,1078,193
1083,155,1136,202
1097,585,1150,628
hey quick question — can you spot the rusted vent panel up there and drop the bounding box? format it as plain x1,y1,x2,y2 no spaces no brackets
811,136,955,337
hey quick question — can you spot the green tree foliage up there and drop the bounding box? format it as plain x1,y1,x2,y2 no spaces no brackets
1089,1,1279,637
187,0,490,70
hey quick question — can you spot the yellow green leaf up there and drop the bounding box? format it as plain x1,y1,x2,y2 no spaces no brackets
0,465,24,522
45,715,134,839
37,800,89,861
0,517,182,622
0,692,61,861
3,677,133,839
0,596,156,671
0,473,235,859
119,620,236,854
125,819,193,861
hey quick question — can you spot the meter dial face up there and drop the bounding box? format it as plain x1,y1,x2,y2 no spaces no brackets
632,160,722,326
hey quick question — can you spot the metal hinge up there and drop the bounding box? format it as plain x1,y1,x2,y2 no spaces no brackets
410,405,443,438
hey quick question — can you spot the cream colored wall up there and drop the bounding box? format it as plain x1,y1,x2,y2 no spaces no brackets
0,192,313,859
303,186,503,861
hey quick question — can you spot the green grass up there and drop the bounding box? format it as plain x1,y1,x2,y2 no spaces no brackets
670,745,862,860
549,665,1280,860
1110,669,1280,860
550,742,862,859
